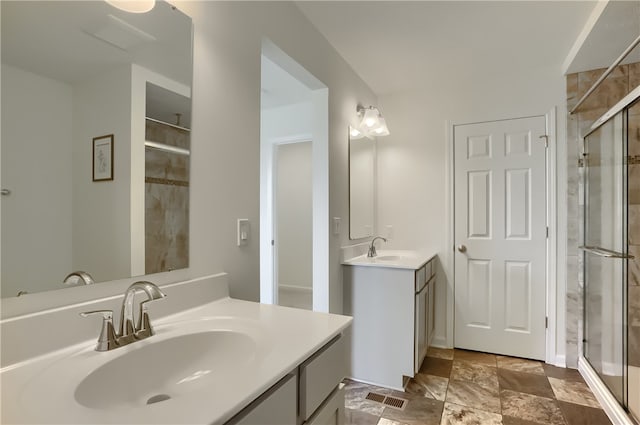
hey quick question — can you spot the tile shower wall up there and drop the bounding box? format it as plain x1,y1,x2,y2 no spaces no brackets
145,119,190,274
565,62,640,368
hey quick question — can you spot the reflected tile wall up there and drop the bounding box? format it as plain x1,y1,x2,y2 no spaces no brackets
145,120,190,274
565,63,638,368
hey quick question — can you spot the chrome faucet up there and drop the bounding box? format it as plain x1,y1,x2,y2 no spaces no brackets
367,236,387,258
63,271,95,286
119,281,166,343
80,281,166,351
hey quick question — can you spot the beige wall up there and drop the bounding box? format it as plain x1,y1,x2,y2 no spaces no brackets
276,142,313,289
72,66,132,282
0,65,74,296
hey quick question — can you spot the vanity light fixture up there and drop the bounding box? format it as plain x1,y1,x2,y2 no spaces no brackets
356,105,390,138
105,0,156,13
350,126,364,139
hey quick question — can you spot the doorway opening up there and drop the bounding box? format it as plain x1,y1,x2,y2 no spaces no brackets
259,40,329,312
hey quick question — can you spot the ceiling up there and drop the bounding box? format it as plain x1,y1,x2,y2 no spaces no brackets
1,0,192,86
565,0,640,74
295,1,603,96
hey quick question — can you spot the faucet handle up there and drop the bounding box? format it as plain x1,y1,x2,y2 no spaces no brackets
135,300,157,339
80,310,118,351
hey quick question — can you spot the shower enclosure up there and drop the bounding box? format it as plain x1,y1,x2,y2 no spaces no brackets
581,87,640,423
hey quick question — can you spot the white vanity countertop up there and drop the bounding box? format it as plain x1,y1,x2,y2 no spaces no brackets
342,250,436,270
1,298,352,424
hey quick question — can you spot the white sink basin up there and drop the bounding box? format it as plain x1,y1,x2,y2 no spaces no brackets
75,330,257,409
18,316,270,420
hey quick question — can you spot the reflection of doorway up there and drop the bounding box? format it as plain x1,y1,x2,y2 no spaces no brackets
275,141,312,310
259,40,329,311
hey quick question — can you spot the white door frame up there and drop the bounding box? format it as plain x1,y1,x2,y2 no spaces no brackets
259,40,330,312
445,108,559,364
259,91,330,312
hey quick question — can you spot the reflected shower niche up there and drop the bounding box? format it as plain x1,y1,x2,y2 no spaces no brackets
145,83,191,274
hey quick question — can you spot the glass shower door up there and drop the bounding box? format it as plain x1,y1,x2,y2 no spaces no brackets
582,109,628,405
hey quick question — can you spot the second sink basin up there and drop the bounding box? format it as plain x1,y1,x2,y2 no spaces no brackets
375,255,403,261
343,250,431,270
75,330,256,409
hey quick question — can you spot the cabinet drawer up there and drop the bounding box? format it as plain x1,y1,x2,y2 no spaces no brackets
299,335,345,421
228,373,297,425
424,260,432,279
415,266,426,292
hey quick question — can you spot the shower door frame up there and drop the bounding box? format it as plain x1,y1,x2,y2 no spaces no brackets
579,86,640,423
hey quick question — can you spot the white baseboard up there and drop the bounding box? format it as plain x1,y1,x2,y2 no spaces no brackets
345,376,405,393
552,354,567,368
278,284,312,294
578,356,634,425
602,360,623,378
430,336,450,349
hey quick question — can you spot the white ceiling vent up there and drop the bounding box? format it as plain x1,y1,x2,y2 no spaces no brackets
87,14,156,51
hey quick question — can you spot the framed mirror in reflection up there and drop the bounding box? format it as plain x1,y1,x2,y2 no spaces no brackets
348,126,375,240
0,1,193,297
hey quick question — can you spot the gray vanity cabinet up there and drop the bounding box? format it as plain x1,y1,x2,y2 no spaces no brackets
344,254,437,390
414,260,436,373
227,336,345,425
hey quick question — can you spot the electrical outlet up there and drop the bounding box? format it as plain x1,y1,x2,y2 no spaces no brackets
385,225,394,239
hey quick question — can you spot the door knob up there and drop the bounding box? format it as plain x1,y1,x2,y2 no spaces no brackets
457,245,467,253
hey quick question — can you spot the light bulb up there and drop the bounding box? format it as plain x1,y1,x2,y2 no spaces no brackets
373,117,390,136
361,107,380,128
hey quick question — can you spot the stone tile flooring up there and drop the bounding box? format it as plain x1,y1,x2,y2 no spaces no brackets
344,347,612,425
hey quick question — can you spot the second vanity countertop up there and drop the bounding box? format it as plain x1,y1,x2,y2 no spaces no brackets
1,297,352,424
342,249,436,270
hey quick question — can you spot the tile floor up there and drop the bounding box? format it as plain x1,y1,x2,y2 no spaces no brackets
344,347,613,425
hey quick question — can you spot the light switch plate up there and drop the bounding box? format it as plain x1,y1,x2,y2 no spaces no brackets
237,219,249,246
333,217,341,235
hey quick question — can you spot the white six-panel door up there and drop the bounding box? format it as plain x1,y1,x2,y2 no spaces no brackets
454,116,547,360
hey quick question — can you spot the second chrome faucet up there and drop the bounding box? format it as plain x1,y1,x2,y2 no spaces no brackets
367,236,387,258
81,281,166,351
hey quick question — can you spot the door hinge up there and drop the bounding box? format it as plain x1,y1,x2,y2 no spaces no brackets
539,135,549,148
545,317,548,329
546,227,549,238
271,239,275,246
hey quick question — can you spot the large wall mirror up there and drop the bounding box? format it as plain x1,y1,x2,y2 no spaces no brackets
348,127,375,239
1,1,193,297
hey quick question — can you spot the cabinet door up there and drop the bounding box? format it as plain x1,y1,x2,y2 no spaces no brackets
427,277,436,345
305,385,345,425
414,286,428,373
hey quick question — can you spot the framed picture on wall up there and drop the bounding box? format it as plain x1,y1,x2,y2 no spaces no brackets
92,134,114,182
